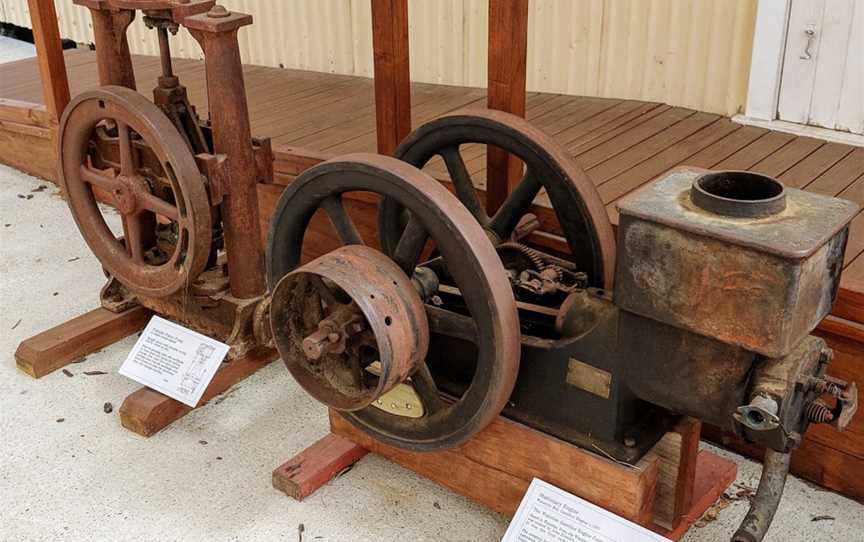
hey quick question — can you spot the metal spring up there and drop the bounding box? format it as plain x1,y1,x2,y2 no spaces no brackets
805,400,834,424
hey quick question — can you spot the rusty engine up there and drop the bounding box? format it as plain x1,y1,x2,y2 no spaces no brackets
49,3,859,542
265,115,859,542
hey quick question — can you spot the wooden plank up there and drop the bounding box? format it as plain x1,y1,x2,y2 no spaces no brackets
749,136,824,177
778,142,855,188
654,451,738,541
804,147,864,196
331,409,660,525
599,120,740,204
710,131,796,170
370,0,411,154
0,122,54,180
486,0,529,212
119,347,278,437
272,434,369,500
0,99,50,127
684,125,769,168
25,0,70,121
15,306,151,378
596,117,733,203
574,107,694,169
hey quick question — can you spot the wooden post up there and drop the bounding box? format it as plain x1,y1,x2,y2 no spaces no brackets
26,0,71,121
486,0,529,213
370,0,411,155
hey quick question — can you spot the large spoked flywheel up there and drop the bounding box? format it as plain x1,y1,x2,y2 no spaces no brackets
267,154,520,451
59,86,212,297
381,109,616,289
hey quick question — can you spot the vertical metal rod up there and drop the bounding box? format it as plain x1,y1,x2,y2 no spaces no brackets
157,26,174,79
188,15,266,299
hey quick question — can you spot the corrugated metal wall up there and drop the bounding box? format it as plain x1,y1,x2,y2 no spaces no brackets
2,0,758,115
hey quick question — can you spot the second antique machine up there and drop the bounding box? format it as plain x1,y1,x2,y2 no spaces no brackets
265,111,859,542
58,0,273,355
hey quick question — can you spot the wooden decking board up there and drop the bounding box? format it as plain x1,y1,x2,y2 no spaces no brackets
587,112,720,186
750,136,825,178
561,104,671,152
804,148,864,196
710,130,797,170
555,100,656,148
777,142,855,189
573,107,693,168
598,119,740,204
684,125,768,169
3,49,863,310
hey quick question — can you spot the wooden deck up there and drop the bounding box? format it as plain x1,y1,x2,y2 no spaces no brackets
2,49,863,319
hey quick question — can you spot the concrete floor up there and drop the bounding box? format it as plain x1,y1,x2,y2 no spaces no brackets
1,38,862,542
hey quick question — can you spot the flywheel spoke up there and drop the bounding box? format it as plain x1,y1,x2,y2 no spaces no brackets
411,362,446,415
426,304,478,343
138,192,180,221
121,214,146,263
308,274,338,307
321,195,364,245
440,146,488,224
79,164,122,192
488,170,542,240
116,120,136,177
392,214,429,275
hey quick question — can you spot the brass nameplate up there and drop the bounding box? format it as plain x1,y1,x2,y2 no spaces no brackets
566,358,611,399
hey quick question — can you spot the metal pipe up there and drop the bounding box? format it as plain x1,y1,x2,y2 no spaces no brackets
731,449,792,542
157,26,174,79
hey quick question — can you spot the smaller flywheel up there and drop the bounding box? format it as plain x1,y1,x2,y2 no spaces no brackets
58,86,212,297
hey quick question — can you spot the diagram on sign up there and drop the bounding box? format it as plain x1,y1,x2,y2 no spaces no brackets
178,343,217,397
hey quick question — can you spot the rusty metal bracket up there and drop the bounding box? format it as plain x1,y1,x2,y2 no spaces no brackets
195,152,228,206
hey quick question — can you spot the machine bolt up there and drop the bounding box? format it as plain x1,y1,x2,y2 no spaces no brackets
624,437,637,448
207,5,231,18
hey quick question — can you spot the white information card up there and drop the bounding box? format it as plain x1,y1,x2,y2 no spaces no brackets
502,478,671,542
119,315,229,407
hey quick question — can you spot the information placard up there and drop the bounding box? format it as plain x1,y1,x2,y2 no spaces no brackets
119,316,229,407
502,478,671,542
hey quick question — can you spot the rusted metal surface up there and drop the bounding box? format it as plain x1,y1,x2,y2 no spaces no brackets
615,168,858,358
186,5,265,300
271,245,428,411
266,154,520,450
383,109,617,290
58,1,270,355
59,87,212,298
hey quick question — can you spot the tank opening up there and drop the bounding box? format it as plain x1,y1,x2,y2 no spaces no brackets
691,170,786,218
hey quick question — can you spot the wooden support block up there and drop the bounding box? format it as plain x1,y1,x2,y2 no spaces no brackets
272,434,369,501
119,347,278,437
330,410,660,525
654,450,738,541
15,305,151,378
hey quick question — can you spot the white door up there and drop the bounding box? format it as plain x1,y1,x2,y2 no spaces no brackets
777,0,863,135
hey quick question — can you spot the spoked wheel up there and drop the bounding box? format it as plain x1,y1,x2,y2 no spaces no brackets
267,154,520,450
59,86,212,297
381,109,616,289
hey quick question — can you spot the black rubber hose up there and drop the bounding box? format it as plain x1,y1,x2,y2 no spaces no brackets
731,449,792,542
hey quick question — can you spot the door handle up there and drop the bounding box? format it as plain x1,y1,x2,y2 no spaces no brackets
800,24,817,60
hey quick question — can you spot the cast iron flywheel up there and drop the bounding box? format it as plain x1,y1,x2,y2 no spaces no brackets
266,154,520,451
381,109,616,289
59,86,212,297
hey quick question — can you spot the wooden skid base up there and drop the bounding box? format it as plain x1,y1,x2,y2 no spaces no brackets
15,306,152,378
273,412,735,540
654,451,738,540
119,347,278,437
272,434,369,500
